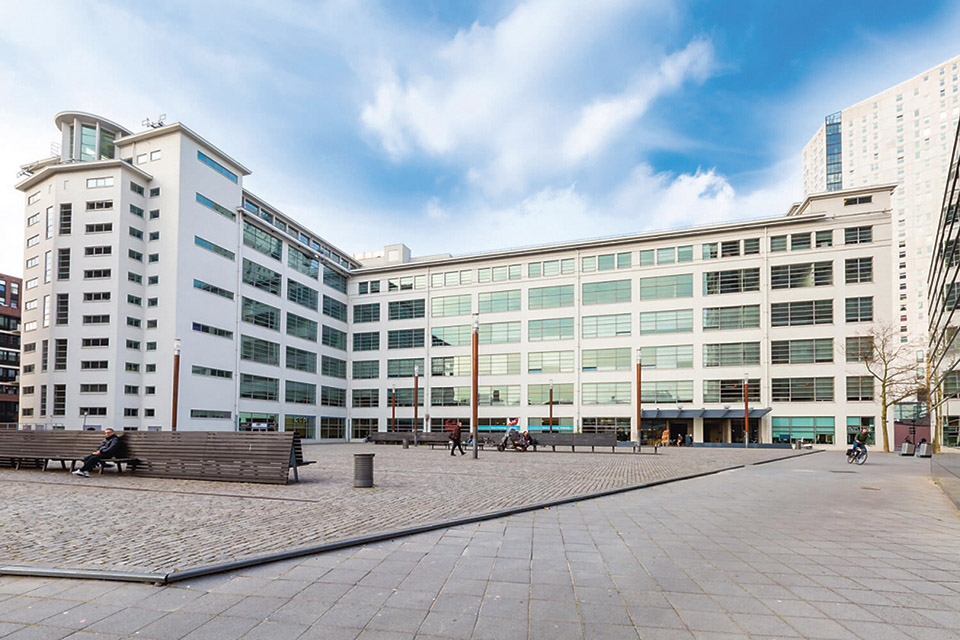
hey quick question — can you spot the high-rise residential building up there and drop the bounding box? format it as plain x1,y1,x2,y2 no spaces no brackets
0,273,22,425
802,55,960,348
17,112,898,447
929,103,960,448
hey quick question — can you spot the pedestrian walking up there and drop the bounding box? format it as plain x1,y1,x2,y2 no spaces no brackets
450,421,466,456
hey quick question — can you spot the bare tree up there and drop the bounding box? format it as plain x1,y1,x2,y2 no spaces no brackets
844,322,925,453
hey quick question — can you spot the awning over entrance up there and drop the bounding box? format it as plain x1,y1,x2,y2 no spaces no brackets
641,408,772,419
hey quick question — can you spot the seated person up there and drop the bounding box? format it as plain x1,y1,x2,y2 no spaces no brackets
72,428,122,477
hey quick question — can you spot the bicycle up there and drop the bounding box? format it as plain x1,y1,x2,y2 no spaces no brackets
846,446,867,465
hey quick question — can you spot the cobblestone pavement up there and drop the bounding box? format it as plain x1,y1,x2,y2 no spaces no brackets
0,445,799,574
1,451,959,639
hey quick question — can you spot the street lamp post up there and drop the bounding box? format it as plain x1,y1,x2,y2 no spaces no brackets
636,350,642,450
471,314,479,459
391,383,396,433
548,379,554,433
743,373,749,449
171,339,181,432
413,365,420,446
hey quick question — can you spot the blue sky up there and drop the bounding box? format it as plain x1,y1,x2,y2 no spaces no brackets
1,0,959,274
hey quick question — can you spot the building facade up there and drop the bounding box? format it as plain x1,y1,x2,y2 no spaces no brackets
16,112,356,438
802,54,960,347
929,101,960,448
0,273,22,425
17,112,897,447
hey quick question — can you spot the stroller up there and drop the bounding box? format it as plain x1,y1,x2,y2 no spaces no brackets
497,428,531,452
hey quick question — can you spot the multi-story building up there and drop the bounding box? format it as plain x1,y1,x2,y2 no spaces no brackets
350,186,894,448
929,101,960,448
0,273,22,425
16,112,356,437
17,112,897,447
802,54,960,347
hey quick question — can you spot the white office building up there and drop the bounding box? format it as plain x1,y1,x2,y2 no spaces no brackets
18,112,897,447
802,54,960,347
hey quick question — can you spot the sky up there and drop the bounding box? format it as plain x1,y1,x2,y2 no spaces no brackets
1,0,959,275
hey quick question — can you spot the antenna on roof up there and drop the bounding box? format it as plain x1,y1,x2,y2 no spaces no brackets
142,114,167,129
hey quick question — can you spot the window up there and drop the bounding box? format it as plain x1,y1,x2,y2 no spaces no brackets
149,210,160,220
771,300,833,326
843,195,872,206
703,379,760,403
771,377,834,402
85,200,113,211
528,318,574,341
388,299,425,320
702,243,718,260
197,150,238,183
640,309,693,334
84,246,112,257
192,322,233,339
353,331,380,351
584,382,636,404
243,221,282,259
846,376,874,401
528,384,574,405
126,317,141,328
478,353,521,376
583,347,633,371
354,303,380,323
720,241,740,258
703,268,760,295
287,280,318,310
657,247,676,264
844,226,873,244
149,187,160,197
242,259,282,295
388,328,425,349
583,280,631,304
321,355,347,378
742,239,759,255
527,351,574,374
195,236,235,261
322,325,347,350
27,191,40,204
353,388,380,408
845,297,873,323
431,387,471,407
57,249,70,280
86,223,113,234
85,177,113,188
288,246,319,279
478,385,521,406
191,409,232,420
54,339,67,371
845,336,873,362
323,296,348,322
771,339,833,364
130,204,144,218
432,325,471,347
770,235,787,252
703,305,760,330
357,280,380,295
846,417,875,445
240,335,280,365
196,192,236,221
597,254,616,270
82,314,110,324
80,360,109,370
703,342,760,367
55,294,69,325
128,272,142,284
791,233,811,250
241,297,281,330
286,313,317,341
194,279,234,300
639,275,692,300
192,365,232,379
58,204,72,235
387,358,424,378
27,213,40,227
479,321,521,344
528,285,573,309
79,383,107,393
770,262,833,289
353,360,380,379
128,226,143,239
240,374,279,401
323,267,348,294
815,230,833,247
84,291,111,302
845,257,873,283
479,290,521,313
431,294,472,318
148,253,158,263
582,313,631,338
432,355,471,377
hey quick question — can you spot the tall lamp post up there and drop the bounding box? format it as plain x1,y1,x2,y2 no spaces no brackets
391,383,396,433
413,365,420,446
171,339,181,432
743,373,749,449
636,350,642,449
471,314,479,459
548,379,554,433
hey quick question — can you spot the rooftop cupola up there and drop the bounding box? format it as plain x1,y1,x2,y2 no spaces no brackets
54,111,132,163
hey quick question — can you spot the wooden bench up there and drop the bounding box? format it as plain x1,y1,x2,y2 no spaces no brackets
0,431,308,484
531,432,618,453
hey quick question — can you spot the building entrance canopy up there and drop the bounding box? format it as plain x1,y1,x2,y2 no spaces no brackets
640,408,772,420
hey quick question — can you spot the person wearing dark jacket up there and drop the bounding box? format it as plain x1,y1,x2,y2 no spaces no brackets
450,421,465,456
72,428,121,477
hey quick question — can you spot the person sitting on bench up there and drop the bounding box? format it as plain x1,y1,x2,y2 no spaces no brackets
72,428,122,477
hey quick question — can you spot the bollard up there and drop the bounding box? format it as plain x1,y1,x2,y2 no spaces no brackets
402,438,409,449
354,453,375,488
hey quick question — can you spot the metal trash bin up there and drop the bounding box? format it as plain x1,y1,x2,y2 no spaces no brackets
916,443,933,458
402,438,409,449
354,453,375,487
900,442,916,456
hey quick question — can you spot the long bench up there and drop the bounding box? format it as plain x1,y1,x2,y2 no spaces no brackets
0,431,312,484
531,432,618,453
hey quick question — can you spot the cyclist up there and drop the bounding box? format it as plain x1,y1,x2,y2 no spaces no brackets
851,427,869,458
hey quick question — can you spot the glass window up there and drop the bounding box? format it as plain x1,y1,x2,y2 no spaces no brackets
771,300,833,326
791,233,812,250
432,295,471,317
240,335,280,365
432,325,472,347
528,318,574,341
771,378,834,402
479,321,521,344
529,285,573,309
639,250,655,266
288,246,319,279
582,313,631,338
640,309,694,334
353,331,380,352
241,297,280,330
770,339,833,364
583,347,632,371
639,381,693,403
287,280,319,310
388,299,425,320
677,245,694,262
528,384,574,405
387,328,425,349
703,269,760,295
639,275,692,300
583,280,631,305
702,343,761,367
770,235,787,252
242,259,282,296
597,254,615,271
479,290,521,313
528,351,574,374
703,379,760,403
845,297,873,323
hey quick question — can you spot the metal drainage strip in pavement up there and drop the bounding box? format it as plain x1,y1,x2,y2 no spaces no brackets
0,449,823,585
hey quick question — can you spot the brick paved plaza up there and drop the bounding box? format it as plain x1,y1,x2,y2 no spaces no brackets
0,445,798,574
2,450,960,639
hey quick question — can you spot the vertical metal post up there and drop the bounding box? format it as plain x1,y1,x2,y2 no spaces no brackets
743,374,749,449
171,339,181,432
472,314,479,459
413,366,419,446
636,351,642,447
391,384,396,432
549,379,554,433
